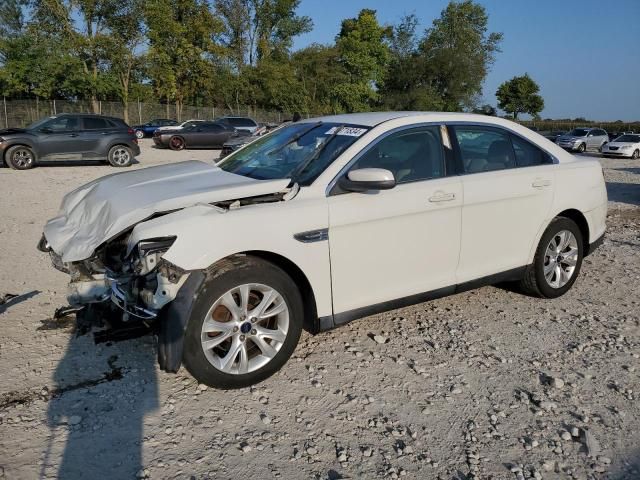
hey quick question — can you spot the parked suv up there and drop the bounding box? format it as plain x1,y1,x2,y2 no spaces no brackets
555,127,609,153
39,112,606,389
0,113,140,170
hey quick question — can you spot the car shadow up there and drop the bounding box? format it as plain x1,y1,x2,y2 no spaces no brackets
615,167,640,175
42,317,158,478
37,158,140,167
606,181,640,207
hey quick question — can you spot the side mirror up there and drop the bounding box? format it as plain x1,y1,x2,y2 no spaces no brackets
338,168,396,192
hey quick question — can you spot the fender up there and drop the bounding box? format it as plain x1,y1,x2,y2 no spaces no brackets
157,270,205,372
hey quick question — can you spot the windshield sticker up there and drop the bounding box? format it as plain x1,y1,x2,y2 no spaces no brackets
325,127,367,137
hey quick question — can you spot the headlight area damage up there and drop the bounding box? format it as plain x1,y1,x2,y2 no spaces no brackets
37,160,295,372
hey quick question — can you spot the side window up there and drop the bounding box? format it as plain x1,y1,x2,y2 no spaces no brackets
453,126,515,173
511,134,553,167
45,116,79,132
352,126,445,184
84,117,109,130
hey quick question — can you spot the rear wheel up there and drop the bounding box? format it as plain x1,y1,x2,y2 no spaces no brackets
6,145,36,170
182,256,303,389
577,143,586,153
135,130,144,139
169,136,186,151
519,217,583,298
107,145,133,167
633,149,639,160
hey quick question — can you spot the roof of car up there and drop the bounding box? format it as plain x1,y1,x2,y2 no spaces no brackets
298,111,516,127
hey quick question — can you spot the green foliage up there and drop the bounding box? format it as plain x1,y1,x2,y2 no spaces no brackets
496,73,544,120
333,9,391,112
1,0,534,121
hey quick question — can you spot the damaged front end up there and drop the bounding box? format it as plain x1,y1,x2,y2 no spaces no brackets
38,232,189,334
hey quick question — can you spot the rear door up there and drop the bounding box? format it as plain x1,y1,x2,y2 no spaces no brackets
79,116,117,159
451,124,555,283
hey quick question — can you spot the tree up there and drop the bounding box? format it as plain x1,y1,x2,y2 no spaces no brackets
101,0,145,122
496,73,544,120
145,0,223,119
334,9,391,112
380,1,502,112
473,104,496,116
216,0,312,67
419,0,502,111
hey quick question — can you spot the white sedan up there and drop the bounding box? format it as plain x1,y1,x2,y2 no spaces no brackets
40,112,607,389
602,133,640,159
155,119,206,132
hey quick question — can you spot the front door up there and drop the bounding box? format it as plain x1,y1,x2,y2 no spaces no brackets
327,125,463,316
37,116,84,160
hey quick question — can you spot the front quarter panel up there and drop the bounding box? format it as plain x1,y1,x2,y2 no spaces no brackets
127,195,333,317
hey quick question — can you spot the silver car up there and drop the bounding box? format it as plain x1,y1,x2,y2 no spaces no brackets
556,127,609,153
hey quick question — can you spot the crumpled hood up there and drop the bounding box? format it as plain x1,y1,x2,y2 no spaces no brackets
44,160,290,262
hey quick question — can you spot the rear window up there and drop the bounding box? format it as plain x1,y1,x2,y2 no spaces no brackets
84,117,110,130
227,117,257,127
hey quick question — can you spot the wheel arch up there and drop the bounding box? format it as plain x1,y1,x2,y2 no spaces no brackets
3,142,37,163
529,208,591,264
239,250,319,333
556,208,590,253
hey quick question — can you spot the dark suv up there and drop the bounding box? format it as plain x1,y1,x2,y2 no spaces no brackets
0,113,140,170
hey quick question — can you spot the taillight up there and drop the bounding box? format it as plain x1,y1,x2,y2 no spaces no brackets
127,128,134,135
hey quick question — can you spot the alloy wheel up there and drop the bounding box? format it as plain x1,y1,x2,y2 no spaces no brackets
12,148,33,168
200,283,289,375
111,148,130,166
543,230,579,288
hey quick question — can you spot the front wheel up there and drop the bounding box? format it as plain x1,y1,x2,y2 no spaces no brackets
182,256,303,389
577,143,586,153
6,145,36,170
519,217,583,298
108,145,133,167
632,149,639,160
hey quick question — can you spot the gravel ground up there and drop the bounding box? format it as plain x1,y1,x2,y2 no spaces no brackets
0,143,638,480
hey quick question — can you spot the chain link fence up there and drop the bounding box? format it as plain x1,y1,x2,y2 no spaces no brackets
2,98,638,133
1,98,315,128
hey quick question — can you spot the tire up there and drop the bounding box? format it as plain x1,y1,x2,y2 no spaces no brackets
519,217,584,298
182,255,303,389
169,136,185,151
5,145,36,170
633,149,640,160
577,143,586,153
135,130,144,139
107,145,133,167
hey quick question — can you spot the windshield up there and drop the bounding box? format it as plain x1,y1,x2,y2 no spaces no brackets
615,134,640,143
218,122,369,185
568,129,589,137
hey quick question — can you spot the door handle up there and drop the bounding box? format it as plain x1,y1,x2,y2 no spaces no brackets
428,191,456,203
531,178,551,188
67,133,79,137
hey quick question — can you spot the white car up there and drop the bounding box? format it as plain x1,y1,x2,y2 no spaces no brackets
155,119,206,132
601,133,640,159
39,112,607,389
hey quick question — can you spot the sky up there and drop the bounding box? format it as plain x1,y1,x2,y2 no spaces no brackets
293,0,640,121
